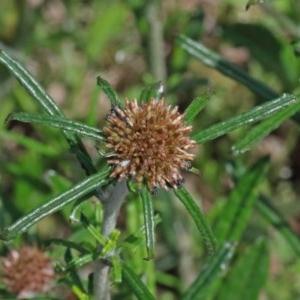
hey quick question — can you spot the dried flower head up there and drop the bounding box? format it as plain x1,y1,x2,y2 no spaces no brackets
1,246,55,299
103,98,196,191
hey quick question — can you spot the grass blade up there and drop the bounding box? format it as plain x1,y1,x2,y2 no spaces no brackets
182,242,236,300
192,93,297,144
0,168,110,240
217,239,269,300
176,34,278,100
6,112,106,142
214,157,269,243
44,239,89,254
140,187,155,260
121,215,161,251
121,262,155,300
64,253,94,272
257,194,300,256
111,255,122,283
0,49,96,174
64,248,86,293
80,213,107,246
233,96,300,154
184,90,212,125
0,49,64,116
97,76,123,107
174,187,217,255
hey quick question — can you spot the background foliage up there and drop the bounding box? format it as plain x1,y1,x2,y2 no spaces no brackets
1,0,300,299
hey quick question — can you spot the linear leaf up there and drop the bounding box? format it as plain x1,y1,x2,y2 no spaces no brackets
0,130,57,156
176,34,278,100
0,49,96,174
140,187,155,260
112,255,122,283
0,49,63,116
80,213,107,246
6,112,106,142
192,93,297,144
121,262,155,300
214,157,269,243
138,81,164,103
121,215,161,251
64,248,86,293
217,239,269,300
184,90,212,124
233,96,300,154
257,194,300,256
97,76,123,107
182,242,236,300
0,168,110,240
177,35,300,125
64,253,94,272
174,187,217,255
44,238,89,254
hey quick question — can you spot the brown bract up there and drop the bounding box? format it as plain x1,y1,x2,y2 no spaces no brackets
1,246,55,299
103,98,196,191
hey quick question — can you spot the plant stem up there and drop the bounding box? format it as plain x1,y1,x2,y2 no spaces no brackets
93,180,128,300
146,0,167,82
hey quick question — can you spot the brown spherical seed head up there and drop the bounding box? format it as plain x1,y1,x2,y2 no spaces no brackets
103,98,196,191
1,246,55,298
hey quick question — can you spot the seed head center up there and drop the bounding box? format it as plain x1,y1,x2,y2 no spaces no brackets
103,98,196,191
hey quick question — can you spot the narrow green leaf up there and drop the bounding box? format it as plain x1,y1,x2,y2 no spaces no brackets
72,286,89,300
71,145,97,176
139,187,155,260
44,239,89,254
65,248,86,293
0,49,96,175
6,112,106,142
174,187,217,255
69,197,90,224
138,81,164,103
80,213,107,245
112,255,122,283
155,271,182,291
182,242,236,300
192,93,297,144
184,91,212,124
0,168,110,240
101,230,120,257
0,130,57,156
121,214,161,251
233,97,300,154
64,247,117,272
0,49,64,116
217,239,269,300
177,35,300,125
64,253,94,272
121,262,156,300
257,194,300,256
176,34,278,100
97,76,123,107
215,157,269,243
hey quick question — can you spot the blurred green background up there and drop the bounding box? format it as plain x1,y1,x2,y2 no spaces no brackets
1,0,300,299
